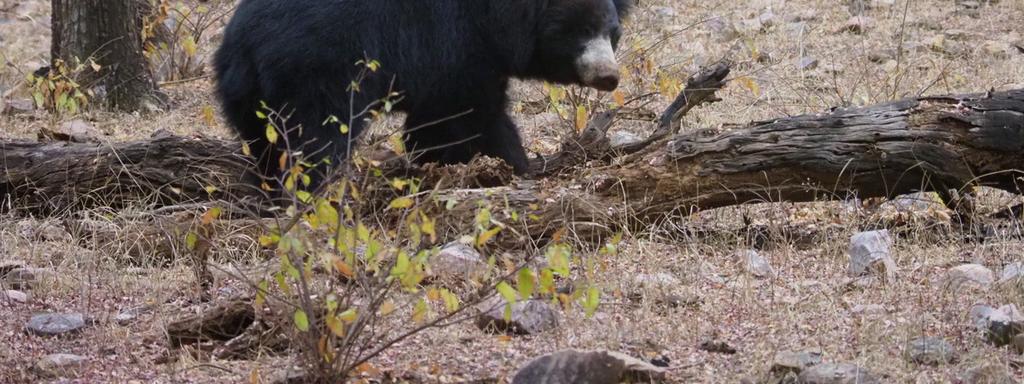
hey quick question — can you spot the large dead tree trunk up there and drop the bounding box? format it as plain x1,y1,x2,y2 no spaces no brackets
2,68,1022,240
51,0,166,111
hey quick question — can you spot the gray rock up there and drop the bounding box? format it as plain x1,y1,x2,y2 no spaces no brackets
651,6,677,17
633,273,681,290
477,298,560,335
958,364,1015,384
49,119,101,143
797,363,880,384
609,130,643,148
797,57,819,70
430,242,487,281
968,304,1024,346
1012,334,1024,354
905,337,957,365
3,267,55,290
850,304,886,316
37,222,72,242
837,16,873,34
736,249,774,278
114,306,152,326
848,230,896,282
771,350,823,375
946,264,994,290
26,313,86,336
35,353,86,378
706,17,740,42
998,262,1022,284
511,349,666,384
1,289,29,304
1,98,34,115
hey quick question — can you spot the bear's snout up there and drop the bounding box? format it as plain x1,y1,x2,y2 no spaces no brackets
575,37,620,91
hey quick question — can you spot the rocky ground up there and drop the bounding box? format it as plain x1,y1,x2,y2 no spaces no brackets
2,0,1024,383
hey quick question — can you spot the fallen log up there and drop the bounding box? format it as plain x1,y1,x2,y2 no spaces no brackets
2,68,1022,246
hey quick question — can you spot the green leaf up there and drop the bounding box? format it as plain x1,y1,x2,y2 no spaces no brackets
388,197,414,209
412,298,428,324
440,288,460,313
185,232,198,250
293,310,310,332
265,123,278,143
390,251,410,277
255,110,267,119
583,287,600,317
296,190,312,203
517,268,535,299
539,269,555,294
546,244,571,276
254,280,268,309
338,308,358,323
496,281,517,304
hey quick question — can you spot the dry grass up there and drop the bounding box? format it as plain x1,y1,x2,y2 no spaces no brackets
2,0,1024,382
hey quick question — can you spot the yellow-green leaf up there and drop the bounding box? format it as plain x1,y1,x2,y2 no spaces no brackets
583,287,600,317
293,310,310,332
265,124,278,143
326,315,345,337
476,226,502,248
412,298,428,324
440,288,460,313
254,280,268,310
185,232,198,250
496,281,517,303
338,308,358,323
388,197,414,210
517,268,535,299
575,105,588,132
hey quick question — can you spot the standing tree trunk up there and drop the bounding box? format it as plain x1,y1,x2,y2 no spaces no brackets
51,0,166,112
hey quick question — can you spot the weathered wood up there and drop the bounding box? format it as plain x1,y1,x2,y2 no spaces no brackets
0,132,260,212
2,76,1021,247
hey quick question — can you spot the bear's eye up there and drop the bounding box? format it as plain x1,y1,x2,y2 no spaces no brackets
610,28,622,49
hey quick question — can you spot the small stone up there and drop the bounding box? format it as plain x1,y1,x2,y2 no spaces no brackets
651,6,676,17
998,262,1023,284
42,119,101,143
770,350,823,375
848,230,896,282
1,289,29,304
609,130,643,148
3,267,55,290
1011,334,1024,354
735,249,774,278
797,56,819,70
758,11,777,28
37,222,72,242
698,339,737,354
850,304,886,316
429,242,487,281
1,98,34,115
798,363,880,384
983,41,1014,59
26,313,87,336
707,17,740,42
945,264,994,290
837,16,873,34
512,349,666,384
958,364,1015,384
633,273,681,290
114,306,151,325
657,291,703,309
905,337,957,365
969,304,1024,346
477,298,559,335
35,353,87,378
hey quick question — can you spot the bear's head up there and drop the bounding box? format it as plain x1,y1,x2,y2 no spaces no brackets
530,0,633,91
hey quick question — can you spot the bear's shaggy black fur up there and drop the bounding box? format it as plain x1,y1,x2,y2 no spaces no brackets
215,0,632,190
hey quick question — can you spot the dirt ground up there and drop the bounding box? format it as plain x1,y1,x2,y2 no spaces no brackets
2,0,1024,383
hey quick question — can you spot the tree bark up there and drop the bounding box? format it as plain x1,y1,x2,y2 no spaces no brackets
2,71,1022,242
51,0,166,111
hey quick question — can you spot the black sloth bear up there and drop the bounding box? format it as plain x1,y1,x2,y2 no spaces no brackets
215,0,632,191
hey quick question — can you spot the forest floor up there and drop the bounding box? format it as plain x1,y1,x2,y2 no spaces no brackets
2,0,1024,383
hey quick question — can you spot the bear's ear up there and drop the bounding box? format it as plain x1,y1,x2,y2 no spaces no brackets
613,0,636,19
